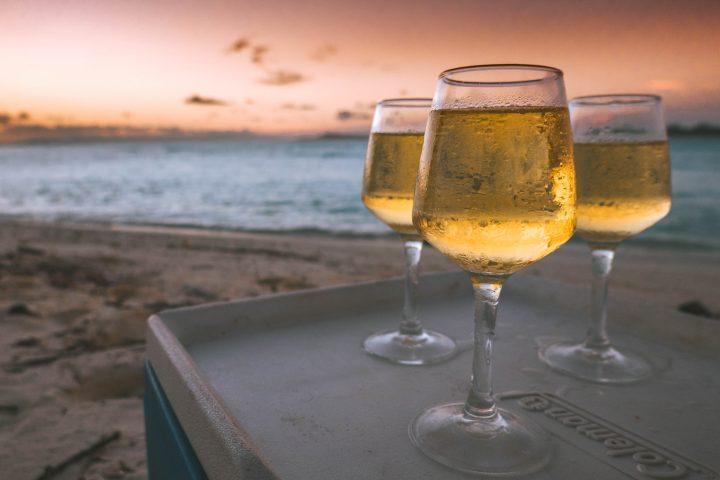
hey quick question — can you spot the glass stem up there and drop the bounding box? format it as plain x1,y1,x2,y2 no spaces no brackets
464,277,503,419
584,248,616,350
399,238,423,336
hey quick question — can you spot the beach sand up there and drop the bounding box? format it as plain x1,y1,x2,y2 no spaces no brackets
0,218,718,479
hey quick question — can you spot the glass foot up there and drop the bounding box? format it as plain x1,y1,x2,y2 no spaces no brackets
539,340,652,384
409,402,551,475
362,329,457,365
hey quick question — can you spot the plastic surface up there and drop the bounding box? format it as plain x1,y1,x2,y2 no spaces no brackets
144,362,208,480
146,270,720,479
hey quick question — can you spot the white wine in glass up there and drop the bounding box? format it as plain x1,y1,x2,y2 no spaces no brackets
539,94,671,384
414,107,576,278
410,65,576,475
363,131,425,236
574,141,670,244
361,98,457,366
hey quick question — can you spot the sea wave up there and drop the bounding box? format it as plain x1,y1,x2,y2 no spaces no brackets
0,137,717,249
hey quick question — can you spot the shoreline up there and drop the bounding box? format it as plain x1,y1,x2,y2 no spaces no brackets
1,213,718,252
2,215,718,311
0,214,395,241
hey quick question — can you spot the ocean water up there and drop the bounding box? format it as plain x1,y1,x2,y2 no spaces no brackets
0,137,717,248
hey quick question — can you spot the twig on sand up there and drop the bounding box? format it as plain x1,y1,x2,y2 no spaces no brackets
4,342,146,373
34,430,121,480
0,404,19,415
3,353,61,372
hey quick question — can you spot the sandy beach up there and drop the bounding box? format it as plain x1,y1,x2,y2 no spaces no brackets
0,218,718,479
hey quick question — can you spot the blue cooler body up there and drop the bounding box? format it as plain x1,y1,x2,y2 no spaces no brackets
144,362,207,480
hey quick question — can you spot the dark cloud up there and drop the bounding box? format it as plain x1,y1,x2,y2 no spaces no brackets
259,70,307,86
227,38,250,54
225,38,268,65
251,45,269,65
309,44,337,62
337,110,372,121
0,111,34,126
281,102,315,111
185,94,229,106
354,101,377,111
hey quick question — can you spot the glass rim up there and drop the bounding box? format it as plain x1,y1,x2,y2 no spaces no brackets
439,64,563,87
378,97,433,108
571,94,661,106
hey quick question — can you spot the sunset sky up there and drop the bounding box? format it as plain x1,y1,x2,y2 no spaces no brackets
2,0,719,139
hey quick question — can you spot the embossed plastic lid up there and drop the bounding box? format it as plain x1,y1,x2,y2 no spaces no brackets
147,271,720,479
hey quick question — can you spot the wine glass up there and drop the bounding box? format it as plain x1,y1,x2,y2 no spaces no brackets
410,65,576,474
361,98,457,365
539,94,671,384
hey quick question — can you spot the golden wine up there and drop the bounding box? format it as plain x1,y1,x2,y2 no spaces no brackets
575,141,671,244
413,107,576,278
362,132,424,236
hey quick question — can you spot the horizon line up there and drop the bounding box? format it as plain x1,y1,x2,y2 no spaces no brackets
1,122,719,145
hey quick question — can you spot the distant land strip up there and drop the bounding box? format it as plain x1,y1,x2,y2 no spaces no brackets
0,123,718,145
666,123,720,136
